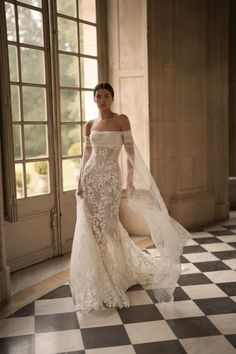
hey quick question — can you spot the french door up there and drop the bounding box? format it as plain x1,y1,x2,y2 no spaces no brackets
0,0,107,271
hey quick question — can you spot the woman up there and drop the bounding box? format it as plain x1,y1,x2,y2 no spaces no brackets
70,82,190,312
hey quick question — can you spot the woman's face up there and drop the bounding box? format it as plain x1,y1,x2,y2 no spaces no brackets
94,88,113,110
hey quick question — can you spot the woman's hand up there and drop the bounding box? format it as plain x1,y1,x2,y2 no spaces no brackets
126,181,135,197
76,188,83,198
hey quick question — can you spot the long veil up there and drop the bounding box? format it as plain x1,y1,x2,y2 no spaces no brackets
124,142,190,302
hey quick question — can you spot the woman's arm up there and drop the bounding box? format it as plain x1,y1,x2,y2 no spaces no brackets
76,120,93,197
119,115,135,196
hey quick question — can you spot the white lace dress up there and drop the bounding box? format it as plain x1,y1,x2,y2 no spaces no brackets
70,130,189,312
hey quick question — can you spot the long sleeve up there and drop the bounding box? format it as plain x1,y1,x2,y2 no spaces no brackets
122,130,135,196
77,136,92,195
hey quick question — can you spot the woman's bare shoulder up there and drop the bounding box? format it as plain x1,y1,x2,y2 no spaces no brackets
117,114,131,131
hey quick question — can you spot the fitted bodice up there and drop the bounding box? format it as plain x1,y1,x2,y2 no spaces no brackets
90,131,123,164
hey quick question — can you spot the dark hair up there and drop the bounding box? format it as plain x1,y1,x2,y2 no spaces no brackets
93,82,114,98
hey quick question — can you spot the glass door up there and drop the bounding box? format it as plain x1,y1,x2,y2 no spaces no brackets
1,0,103,270
3,0,57,271
55,0,98,252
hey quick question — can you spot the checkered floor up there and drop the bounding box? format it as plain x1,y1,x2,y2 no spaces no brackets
1,223,236,354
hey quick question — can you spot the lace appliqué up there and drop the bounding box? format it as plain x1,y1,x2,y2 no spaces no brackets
70,130,190,312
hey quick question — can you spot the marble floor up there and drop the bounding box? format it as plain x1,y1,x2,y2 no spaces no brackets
0,215,236,353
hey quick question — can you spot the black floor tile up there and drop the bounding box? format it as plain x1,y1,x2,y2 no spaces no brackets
194,237,222,244
180,256,189,264
183,245,206,254
134,340,186,354
81,325,130,349
194,297,236,315
145,290,157,303
127,284,144,292
167,317,220,338
146,287,190,303
212,250,236,260
209,230,236,236
9,302,35,317
217,282,236,296
228,242,236,249
0,335,34,354
173,287,191,301
118,304,163,323
178,273,212,286
39,285,72,299
221,224,236,229
194,261,231,272
225,334,236,348
35,312,79,332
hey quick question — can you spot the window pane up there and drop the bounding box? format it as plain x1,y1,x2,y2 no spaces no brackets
62,158,80,191
57,0,76,17
26,161,50,197
78,0,96,23
8,45,19,82
80,57,98,88
81,90,97,121
58,17,78,53
5,2,16,41
24,124,48,158
79,23,97,56
60,90,80,122
13,125,22,160
23,87,46,121
61,124,81,157
15,163,25,199
11,85,21,121
19,0,42,7
59,54,79,87
21,48,45,84
18,6,43,46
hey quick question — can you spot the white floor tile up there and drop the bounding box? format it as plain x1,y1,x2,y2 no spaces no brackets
205,270,236,283
184,252,218,263
181,263,201,274
35,297,75,315
222,258,236,270
124,320,176,344
77,309,122,329
128,290,153,306
182,284,226,299
86,345,136,354
186,239,199,246
191,232,214,239
35,329,83,354
208,314,236,334
180,335,236,354
231,296,236,303
217,235,236,242
0,317,35,338
201,243,234,252
146,249,161,257
156,300,204,319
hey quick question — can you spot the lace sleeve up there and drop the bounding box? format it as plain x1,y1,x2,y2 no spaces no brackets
77,136,92,196
122,130,135,196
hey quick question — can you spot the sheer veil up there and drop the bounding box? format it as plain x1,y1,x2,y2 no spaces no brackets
123,132,191,302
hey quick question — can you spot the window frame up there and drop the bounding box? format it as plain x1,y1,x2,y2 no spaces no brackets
0,0,108,221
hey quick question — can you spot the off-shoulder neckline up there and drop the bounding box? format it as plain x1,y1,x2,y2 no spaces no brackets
90,130,131,134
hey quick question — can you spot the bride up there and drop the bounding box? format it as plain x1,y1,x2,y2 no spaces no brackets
70,82,190,312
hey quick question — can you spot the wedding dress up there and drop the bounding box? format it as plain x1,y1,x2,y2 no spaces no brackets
70,130,190,312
